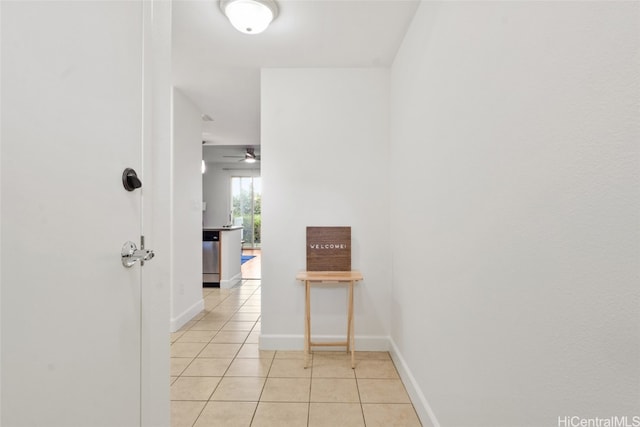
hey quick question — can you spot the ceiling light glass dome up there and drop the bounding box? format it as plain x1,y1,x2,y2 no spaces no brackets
221,0,278,35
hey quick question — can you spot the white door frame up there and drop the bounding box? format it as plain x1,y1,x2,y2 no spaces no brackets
141,1,172,426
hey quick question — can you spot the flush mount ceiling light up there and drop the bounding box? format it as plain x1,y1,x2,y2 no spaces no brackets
220,0,278,35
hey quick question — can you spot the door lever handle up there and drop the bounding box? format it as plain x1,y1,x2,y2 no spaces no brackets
121,241,155,268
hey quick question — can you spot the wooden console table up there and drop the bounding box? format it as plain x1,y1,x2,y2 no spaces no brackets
296,270,363,368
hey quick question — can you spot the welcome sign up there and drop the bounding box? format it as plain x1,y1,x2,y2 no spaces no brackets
306,226,351,271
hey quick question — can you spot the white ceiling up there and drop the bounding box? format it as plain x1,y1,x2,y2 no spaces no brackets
172,0,419,151
202,144,261,168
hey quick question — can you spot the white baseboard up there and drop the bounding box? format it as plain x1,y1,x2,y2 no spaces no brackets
220,272,242,289
259,334,390,351
170,298,204,332
389,338,440,427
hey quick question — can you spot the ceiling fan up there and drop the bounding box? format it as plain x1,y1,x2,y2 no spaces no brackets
223,147,261,163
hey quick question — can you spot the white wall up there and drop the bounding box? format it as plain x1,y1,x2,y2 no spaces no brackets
390,2,640,426
261,68,391,350
202,163,259,228
170,88,204,331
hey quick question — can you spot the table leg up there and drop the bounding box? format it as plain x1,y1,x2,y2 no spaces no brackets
348,281,355,368
304,280,311,368
346,283,351,354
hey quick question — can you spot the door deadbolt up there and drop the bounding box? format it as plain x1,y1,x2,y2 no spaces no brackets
122,168,142,191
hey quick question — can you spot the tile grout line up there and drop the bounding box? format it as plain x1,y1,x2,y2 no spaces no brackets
355,368,368,427
306,358,314,427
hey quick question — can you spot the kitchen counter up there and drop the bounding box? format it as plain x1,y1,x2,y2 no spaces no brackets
203,226,243,231
202,226,242,289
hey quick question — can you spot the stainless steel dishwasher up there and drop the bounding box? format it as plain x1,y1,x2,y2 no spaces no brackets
203,230,220,286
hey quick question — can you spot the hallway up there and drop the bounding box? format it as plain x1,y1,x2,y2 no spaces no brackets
170,281,421,426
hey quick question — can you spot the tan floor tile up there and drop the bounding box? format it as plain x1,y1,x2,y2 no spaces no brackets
236,343,275,359
237,306,261,313
274,350,307,360
170,376,221,401
170,376,178,385
211,330,250,344
205,309,236,317
238,291,257,296
268,358,311,378
355,351,391,360
311,356,355,378
216,303,244,311
175,330,217,343
170,357,193,376
357,379,411,403
177,320,197,332
222,321,256,331
170,401,205,427
203,303,221,311
199,343,242,358
244,283,259,292
191,311,207,321
189,320,226,331
231,312,261,322
193,401,257,427
204,312,231,320
310,378,359,403
245,331,260,343
182,357,233,377
312,351,349,359
210,377,266,401
354,359,399,379
171,342,207,358
251,402,308,427
170,331,185,343
361,404,422,427
226,357,272,377
308,403,365,427
261,378,310,402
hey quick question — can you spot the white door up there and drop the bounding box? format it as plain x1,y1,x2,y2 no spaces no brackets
2,2,153,425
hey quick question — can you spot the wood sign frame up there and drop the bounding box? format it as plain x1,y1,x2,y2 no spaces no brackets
306,226,351,271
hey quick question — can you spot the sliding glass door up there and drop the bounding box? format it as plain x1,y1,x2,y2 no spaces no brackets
231,176,261,249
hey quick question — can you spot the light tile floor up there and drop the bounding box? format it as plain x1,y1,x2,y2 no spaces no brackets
170,281,422,427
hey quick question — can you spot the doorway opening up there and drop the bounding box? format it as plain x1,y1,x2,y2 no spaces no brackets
231,176,262,280
231,176,261,249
